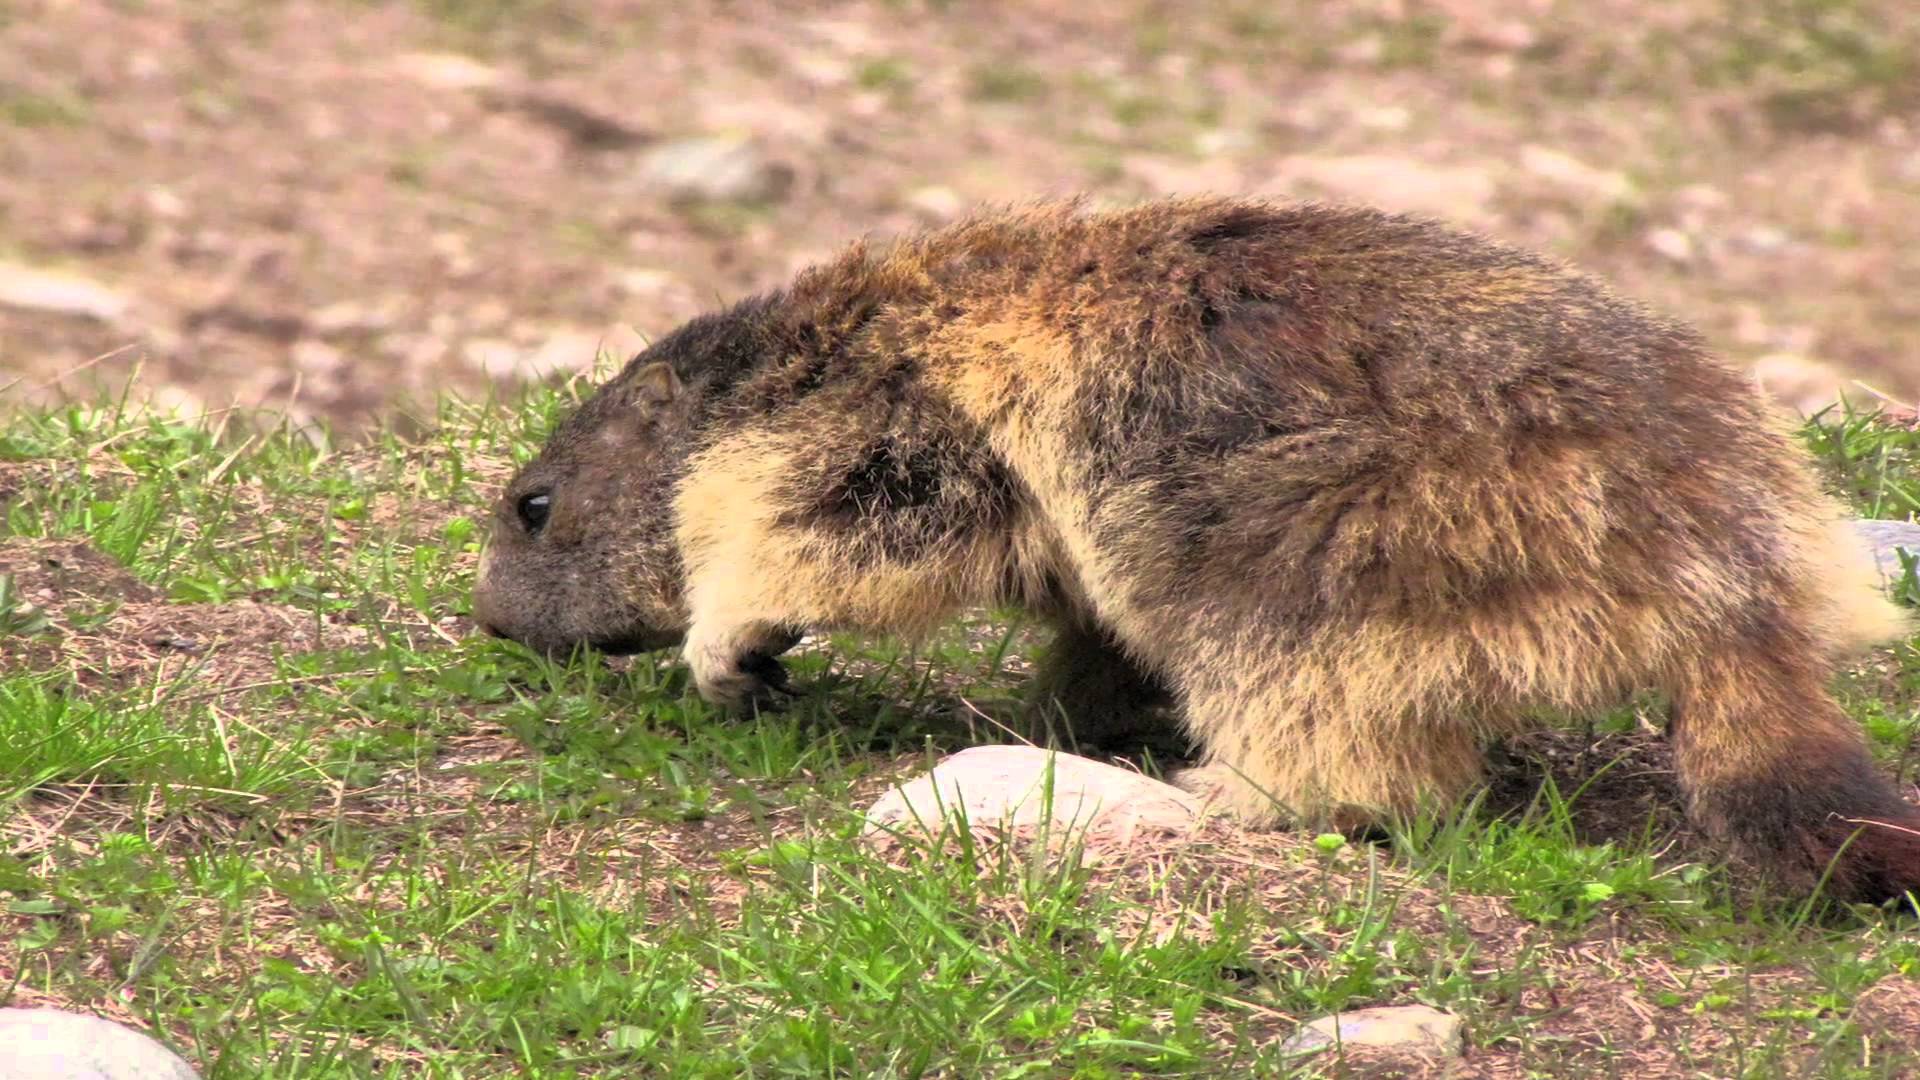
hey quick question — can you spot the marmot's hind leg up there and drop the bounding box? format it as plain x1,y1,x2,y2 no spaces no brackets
1169,657,1490,833
1023,620,1175,750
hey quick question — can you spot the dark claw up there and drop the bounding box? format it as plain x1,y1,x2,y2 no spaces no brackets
737,649,794,705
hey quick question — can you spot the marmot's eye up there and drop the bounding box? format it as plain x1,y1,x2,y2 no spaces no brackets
517,492,552,535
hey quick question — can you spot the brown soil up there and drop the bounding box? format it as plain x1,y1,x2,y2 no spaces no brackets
2,0,1917,429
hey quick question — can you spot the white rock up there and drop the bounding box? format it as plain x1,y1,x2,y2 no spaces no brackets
1282,1004,1464,1057
637,135,793,204
1645,227,1696,264
1351,105,1412,132
393,51,506,92
1268,155,1496,222
430,231,476,279
863,746,1201,846
1336,36,1386,65
1192,128,1254,157
290,339,344,377
1518,144,1637,205
904,185,967,223
308,298,399,335
615,268,687,298
142,187,187,221
789,53,852,88
1739,224,1793,254
0,264,132,323
0,1007,200,1079
1674,184,1730,212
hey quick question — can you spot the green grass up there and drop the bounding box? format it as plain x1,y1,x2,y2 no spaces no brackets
967,63,1049,104
4,389,1920,1076
0,83,90,130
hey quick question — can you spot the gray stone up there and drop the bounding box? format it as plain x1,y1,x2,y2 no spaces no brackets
0,1008,199,1079
1852,520,1920,582
863,745,1200,847
636,135,793,204
1281,1004,1464,1057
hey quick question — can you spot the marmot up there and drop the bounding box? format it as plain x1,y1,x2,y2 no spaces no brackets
472,197,1920,905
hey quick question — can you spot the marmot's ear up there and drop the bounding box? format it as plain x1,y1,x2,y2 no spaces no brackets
629,361,683,408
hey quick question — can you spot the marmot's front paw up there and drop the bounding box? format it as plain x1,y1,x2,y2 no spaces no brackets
685,628,796,712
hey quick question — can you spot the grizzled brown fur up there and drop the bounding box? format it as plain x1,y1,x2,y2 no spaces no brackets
473,197,1920,905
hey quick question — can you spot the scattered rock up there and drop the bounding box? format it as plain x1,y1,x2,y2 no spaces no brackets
142,187,187,221
863,745,1201,850
1335,35,1386,66
615,267,688,299
637,135,794,204
1645,227,1696,264
1518,144,1637,205
430,231,477,279
1899,150,1920,185
904,185,966,223
1268,154,1496,222
1192,128,1255,157
291,339,346,378
393,51,506,93
789,51,853,88
1674,184,1730,212
0,263,132,324
1281,1004,1464,1058
1350,105,1412,132
308,298,400,336
1851,520,1920,582
0,1007,200,1079
1737,224,1793,255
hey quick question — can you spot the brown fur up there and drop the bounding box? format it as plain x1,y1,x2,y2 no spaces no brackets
472,197,1920,905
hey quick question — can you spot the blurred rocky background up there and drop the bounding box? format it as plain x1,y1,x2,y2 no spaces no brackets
1,0,1917,431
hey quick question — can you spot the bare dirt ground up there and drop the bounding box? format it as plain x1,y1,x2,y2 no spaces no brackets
2,0,1918,429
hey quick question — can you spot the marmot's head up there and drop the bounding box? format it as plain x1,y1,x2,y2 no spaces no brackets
473,299,783,656
471,354,698,657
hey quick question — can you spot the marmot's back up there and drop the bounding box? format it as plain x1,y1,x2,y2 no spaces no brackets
896,201,1808,635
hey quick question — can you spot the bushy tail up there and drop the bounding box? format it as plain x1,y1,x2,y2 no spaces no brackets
1668,628,1920,906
